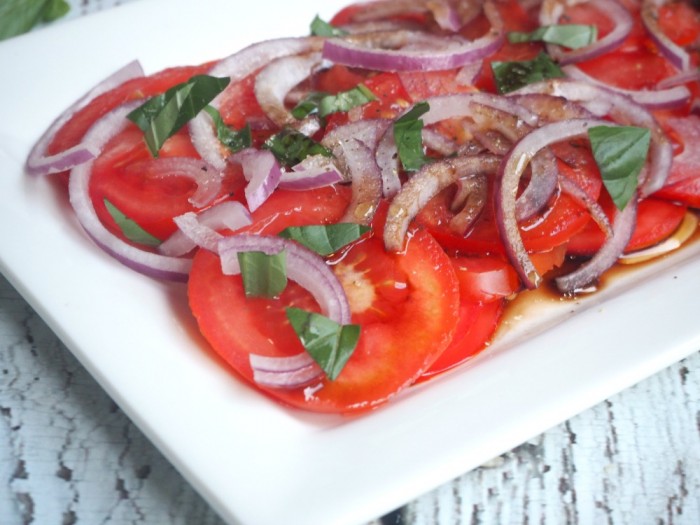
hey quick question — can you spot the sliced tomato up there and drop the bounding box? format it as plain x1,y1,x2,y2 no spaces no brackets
652,115,700,208
417,298,503,382
188,228,460,414
658,1,700,47
450,255,520,302
89,126,228,242
566,196,688,255
47,63,214,167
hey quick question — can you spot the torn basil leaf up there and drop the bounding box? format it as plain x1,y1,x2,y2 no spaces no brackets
0,0,70,41
508,24,598,49
279,223,370,256
103,199,161,247
292,84,376,120
393,101,430,172
203,106,251,154
127,75,230,157
263,128,332,167
491,52,565,94
286,307,360,381
238,251,288,298
291,92,329,120
310,15,348,37
588,125,650,211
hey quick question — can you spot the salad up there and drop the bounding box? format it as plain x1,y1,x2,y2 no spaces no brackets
26,0,700,414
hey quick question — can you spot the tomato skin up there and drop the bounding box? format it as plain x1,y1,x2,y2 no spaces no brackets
450,256,520,302
567,197,688,255
189,228,460,414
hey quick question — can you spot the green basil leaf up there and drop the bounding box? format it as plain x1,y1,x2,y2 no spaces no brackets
508,24,598,49
318,84,376,117
127,75,230,157
237,251,288,298
588,125,650,210
263,128,332,167
291,92,329,120
286,307,360,380
278,223,370,256
310,15,348,37
0,0,70,41
203,106,251,154
491,52,565,94
103,199,161,247
393,101,430,172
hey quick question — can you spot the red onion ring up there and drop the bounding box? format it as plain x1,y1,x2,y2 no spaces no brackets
189,37,323,170
384,154,500,252
218,234,352,324
514,79,673,196
248,353,322,389
496,118,613,289
68,103,192,281
26,60,144,176
448,173,488,235
254,52,323,130
563,64,691,110
337,138,384,225
555,194,637,294
159,201,252,256
137,157,223,209
280,155,344,190
539,0,633,65
342,0,464,32
230,148,283,212
641,0,692,71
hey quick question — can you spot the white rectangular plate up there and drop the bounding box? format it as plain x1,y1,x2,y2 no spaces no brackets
1,1,699,524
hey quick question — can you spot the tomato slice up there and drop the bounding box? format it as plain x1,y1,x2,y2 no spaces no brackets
567,196,688,255
450,255,520,302
188,228,460,413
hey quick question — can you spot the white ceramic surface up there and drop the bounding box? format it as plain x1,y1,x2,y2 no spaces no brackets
1,1,699,524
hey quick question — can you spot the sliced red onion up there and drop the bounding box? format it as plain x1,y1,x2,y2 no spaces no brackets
189,37,323,170
230,148,282,212
642,0,691,71
514,79,673,196
279,154,344,190
218,234,352,324
248,352,322,389
555,194,637,294
449,173,488,235
26,60,144,176
337,139,383,224
68,103,192,281
657,69,700,89
323,3,503,73
559,175,612,238
496,118,612,288
539,0,633,65
343,0,463,32
658,115,700,186
384,154,500,251
254,52,323,129
159,201,252,256
563,64,691,110
139,157,223,209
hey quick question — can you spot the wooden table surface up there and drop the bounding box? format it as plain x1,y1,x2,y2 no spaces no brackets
1,1,699,524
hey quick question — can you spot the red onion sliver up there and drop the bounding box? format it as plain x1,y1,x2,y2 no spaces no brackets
384,154,500,252
159,201,253,256
555,195,638,294
496,118,613,288
218,234,352,325
140,156,223,209
231,148,283,212
68,103,191,281
338,139,384,224
563,64,691,110
280,155,344,190
642,0,691,71
189,37,323,170
249,352,323,389
539,0,633,65
27,60,144,176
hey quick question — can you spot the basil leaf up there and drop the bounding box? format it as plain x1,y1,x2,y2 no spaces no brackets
0,0,69,41
237,251,288,298
291,92,329,120
279,223,370,256
318,84,376,117
508,24,598,49
127,75,230,157
588,125,650,210
393,101,430,172
310,15,348,37
103,199,161,247
203,106,251,154
286,307,360,381
491,52,565,94
263,128,332,167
